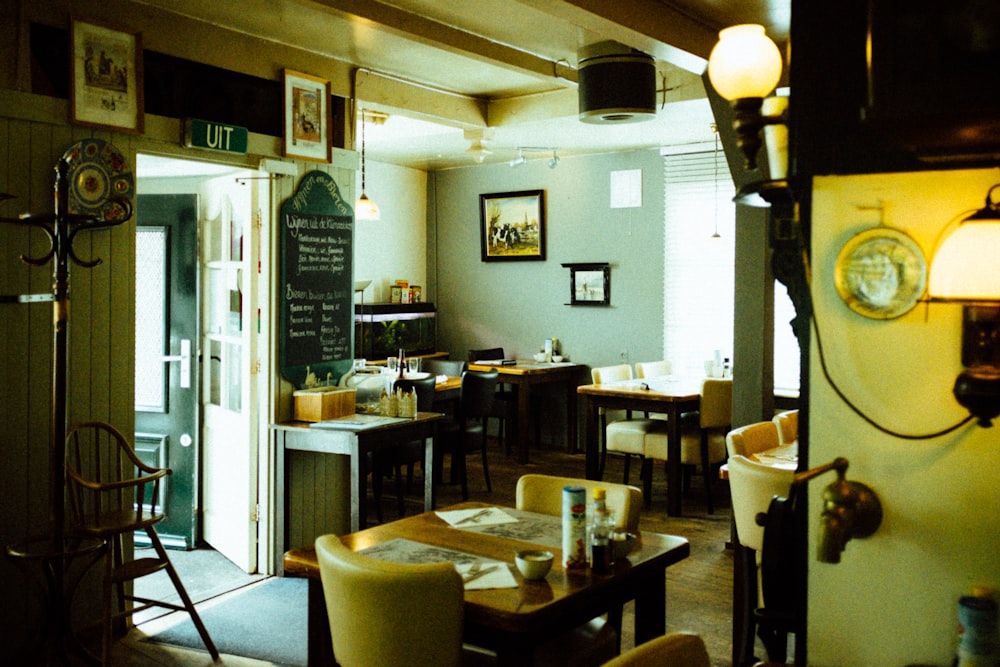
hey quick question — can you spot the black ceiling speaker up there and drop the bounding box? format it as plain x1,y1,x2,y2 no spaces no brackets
578,41,656,124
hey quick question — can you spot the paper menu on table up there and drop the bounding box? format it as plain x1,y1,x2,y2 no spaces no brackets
437,507,517,528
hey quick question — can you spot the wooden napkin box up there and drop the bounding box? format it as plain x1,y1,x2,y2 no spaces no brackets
293,387,356,422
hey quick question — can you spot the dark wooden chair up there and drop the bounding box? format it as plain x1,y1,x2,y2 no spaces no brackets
64,420,219,664
468,347,541,455
440,370,497,499
371,375,438,520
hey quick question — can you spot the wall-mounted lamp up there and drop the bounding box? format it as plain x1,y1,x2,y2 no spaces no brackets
355,109,380,221
928,184,1000,427
707,24,786,171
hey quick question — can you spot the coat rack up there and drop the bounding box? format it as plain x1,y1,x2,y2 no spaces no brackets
1,144,133,662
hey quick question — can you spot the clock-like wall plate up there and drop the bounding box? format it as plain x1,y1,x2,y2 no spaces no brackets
834,227,927,319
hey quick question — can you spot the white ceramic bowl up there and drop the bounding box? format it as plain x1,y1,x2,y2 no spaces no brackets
533,353,546,362
515,549,554,580
551,355,564,362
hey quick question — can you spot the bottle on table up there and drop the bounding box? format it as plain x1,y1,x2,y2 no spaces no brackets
587,488,613,573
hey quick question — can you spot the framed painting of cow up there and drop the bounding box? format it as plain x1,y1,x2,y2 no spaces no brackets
479,190,546,262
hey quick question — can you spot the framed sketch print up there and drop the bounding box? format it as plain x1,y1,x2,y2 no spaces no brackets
70,18,144,134
480,190,546,262
563,262,611,306
283,69,331,163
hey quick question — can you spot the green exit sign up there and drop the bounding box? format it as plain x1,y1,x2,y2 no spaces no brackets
184,119,248,154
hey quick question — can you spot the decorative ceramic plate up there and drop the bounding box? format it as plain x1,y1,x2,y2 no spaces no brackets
61,138,134,222
834,227,927,319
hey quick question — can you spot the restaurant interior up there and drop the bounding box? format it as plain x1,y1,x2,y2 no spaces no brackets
2,1,1000,666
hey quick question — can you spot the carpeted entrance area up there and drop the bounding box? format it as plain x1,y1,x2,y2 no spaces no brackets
143,577,307,666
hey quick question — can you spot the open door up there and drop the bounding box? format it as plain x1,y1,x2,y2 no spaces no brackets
200,174,264,572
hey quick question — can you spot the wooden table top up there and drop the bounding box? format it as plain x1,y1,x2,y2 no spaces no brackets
577,377,704,401
467,361,581,376
284,502,689,634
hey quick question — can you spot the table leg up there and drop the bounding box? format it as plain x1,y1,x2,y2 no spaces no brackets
307,578,334,667
633,567,667,645
350,446,364,532
516,384,532,464
423,430,436,513
565,380,578,454
585,398,600,480
666,405,682,517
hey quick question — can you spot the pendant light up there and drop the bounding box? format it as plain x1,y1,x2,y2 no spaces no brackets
355,109,380,221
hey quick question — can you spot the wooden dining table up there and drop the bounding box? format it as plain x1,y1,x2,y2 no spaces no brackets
283,501,690,666
578,377,703,517
466,361,583,464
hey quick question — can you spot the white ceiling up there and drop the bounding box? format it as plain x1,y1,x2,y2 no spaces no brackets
131,0,790,171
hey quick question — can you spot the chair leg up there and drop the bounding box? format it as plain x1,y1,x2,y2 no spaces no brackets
641,457,653,508
371,463,385,524
480,424,492,493
147,528,220,662
621,452,631,485
701,431,715,514
598,413,608,480
394,463,406,518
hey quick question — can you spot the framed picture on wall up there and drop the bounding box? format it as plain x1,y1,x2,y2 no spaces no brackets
283,69,331,163
563,262,610,306
480,190,546,261
69,18,144,134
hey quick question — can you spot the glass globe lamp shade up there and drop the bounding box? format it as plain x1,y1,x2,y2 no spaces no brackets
355,193,381,221
707,24,782,101
929,221,1000,302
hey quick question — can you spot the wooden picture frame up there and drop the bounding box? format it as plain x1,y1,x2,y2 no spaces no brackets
283,69,331,163
563,262,611,306
69,18,144,134
480,190,546,262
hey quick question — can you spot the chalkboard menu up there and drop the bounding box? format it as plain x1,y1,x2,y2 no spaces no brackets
279,171,354,387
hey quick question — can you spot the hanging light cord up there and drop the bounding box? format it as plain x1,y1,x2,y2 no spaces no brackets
360,109,368,192
711,125,721,238
799,242,973,439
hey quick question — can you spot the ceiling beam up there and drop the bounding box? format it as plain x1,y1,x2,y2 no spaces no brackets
518,0,715,73
309,0,578,85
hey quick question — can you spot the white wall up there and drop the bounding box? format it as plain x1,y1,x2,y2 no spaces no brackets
353,159,427,304
808,168,1000,665
430,149,666,370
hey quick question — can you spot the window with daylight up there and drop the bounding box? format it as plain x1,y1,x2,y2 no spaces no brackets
662,149,800,391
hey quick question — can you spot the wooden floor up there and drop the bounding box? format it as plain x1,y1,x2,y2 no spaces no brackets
112,436,743,666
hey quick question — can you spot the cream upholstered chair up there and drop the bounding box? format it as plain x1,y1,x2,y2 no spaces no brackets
633,361,674,421
516,474,642,532
726,420,781,458
634,360,673,380
727,454,795,667
641,378,731,513
601,631,711,667
592,364,658,483
517,474,636,665
773,409,799,446
315,534,465,667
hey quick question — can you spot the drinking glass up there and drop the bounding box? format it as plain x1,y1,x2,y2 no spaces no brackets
408,357,421,374
386,357,398,373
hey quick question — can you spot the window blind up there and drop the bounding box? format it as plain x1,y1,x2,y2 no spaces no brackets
662,150,800,390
